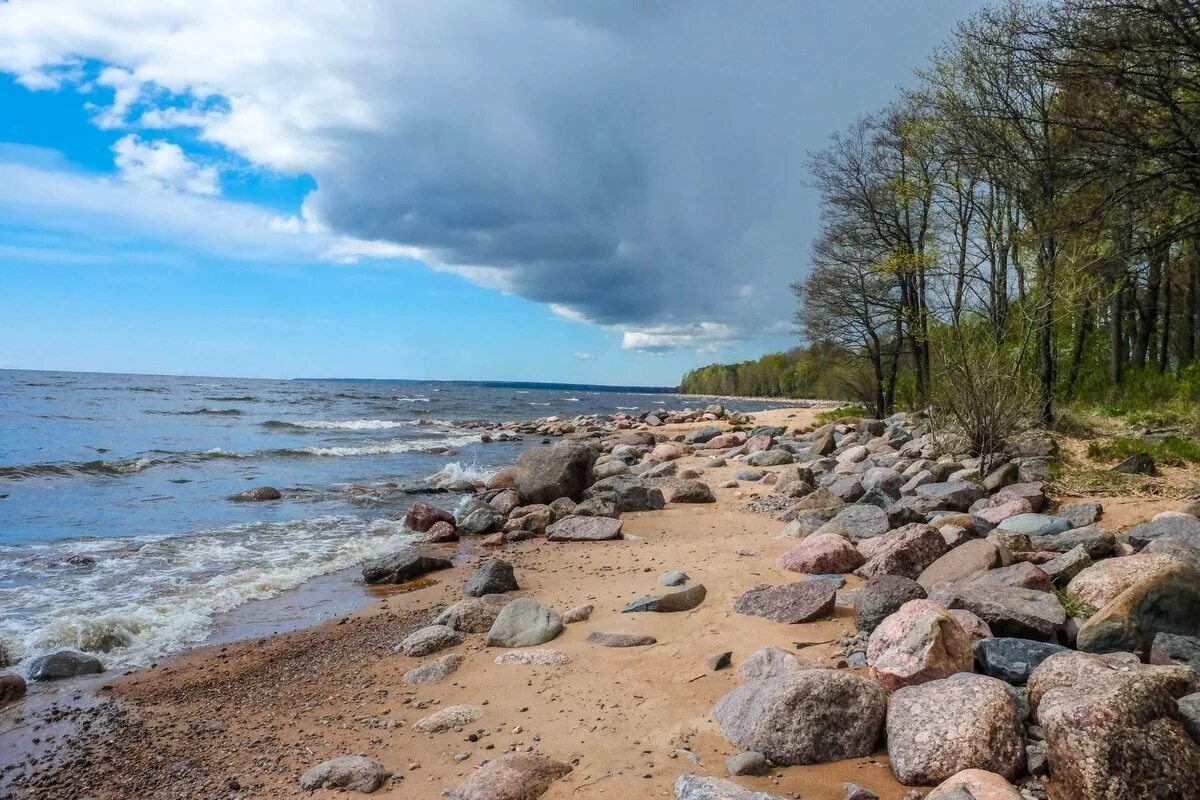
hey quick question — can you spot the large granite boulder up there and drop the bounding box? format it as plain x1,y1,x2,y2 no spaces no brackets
814,504,889,541
776,534,865,575
914,482,983,512
711,670,886,765
1065,553,1185,609
1075,560,1200,656
1028,650,1200,800
1150,632,1200,671
917,539,1003,591
485,598,564,647
464,558,519,597
733,582,836,624
583,475,666,512
929,583,1065,640
856,523,950,580
1127,514,1200,549
546,515,622,542
403,501,454,532
28,649,103,681
514,442,596,504
974,637,1068,685
887,673,1025,785
866,599,972,691
299,755,391,793
855,574,927,635
362,552,452,585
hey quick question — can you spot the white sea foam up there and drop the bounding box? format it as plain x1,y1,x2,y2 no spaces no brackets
564,397,580,402
0,516,416,674
287,419,417,430
616,406,639,410
394,396,431,402
527,402,551,406
294,432,477,457
431,459,496,487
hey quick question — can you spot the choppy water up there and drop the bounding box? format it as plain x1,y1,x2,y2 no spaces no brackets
0,369,790,674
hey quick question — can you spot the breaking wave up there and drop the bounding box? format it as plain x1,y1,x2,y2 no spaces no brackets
262,419,420,431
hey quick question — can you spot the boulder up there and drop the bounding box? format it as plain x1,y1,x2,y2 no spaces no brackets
403,653,464,685
1150,632,1200,671
745,449,794,467
514,442,596,504
687,425,722,444
1075,560,1200,656
464,559,519,597
733,582,836,624
992,482,1048,513
299,756,391,793
925,769,1023,800
856,523,950,580
736,646,820,682
669,480,717,503
404,501,455,532
1065,554,1184,609
855,575,927,635
0,671,27,704
421,520,459,543
948,609,993,643
623,583,707,613
815,504,889,541
917,539,1003,591
1041,545,1092,585
1113,451,1157,475
1144,536,1200,566
914,482,983,512
485,598,564,647
886,673,1025,785
458,504,502,536
28,649,103,681
450,752,571,800
866,599,973,692
1027,524,1114,558
929,583,1065,640
711,670,886,765
546,515,622,542
584,475,666,512
776,534,865,575
1058,502,1102,528
725,751,770,777
974,637,1068,685
862,467,904,498
434,595,510,633
362,552,452,585
412,704,484,734
1127,514,1200,549
975,498,1032,526
397,624,461,657
996,513,1071,537
1029,650,1200,800
968,562,1055,593
229,485,282,502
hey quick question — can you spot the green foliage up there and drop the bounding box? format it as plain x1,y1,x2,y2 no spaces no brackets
1057,591,1097,619
678,345,852,399
1086,436,1200,466
814,405,870,425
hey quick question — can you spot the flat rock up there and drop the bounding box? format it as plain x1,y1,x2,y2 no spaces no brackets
412,704,484,734
855,574,927,635
1027,525,1114,558
546,515,623,541
997,513,1071,537
587,631,657,647
485,598,563,647
623,583,707,613
1127,514,1200,549
917,539,1002,591
493,648,571,666
736,645,822,681
28,649,103,681
887,673,1025,785
362,552,452,584
815,504,889,541
464,558,519,597
929,583,1065,640
974,637,1068,684
733,581,836,623
967,562,1055,593
673,774,787,800
299,755,391,793
914,481,983,512
397,624,461,657
866,599,973,692
449,752,571,800
403,653,464,685
711,670,886,765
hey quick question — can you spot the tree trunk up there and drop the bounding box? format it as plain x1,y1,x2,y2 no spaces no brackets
1187,244,1198,366
1110,281,1125,385
1066,295,1093,396
1133,244,1164,370
1160,265,1173,374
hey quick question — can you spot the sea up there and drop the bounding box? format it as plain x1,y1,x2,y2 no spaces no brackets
0,369,793,676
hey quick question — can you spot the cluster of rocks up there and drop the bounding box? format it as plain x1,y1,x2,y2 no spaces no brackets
700,411,1200,800
459,402,780,439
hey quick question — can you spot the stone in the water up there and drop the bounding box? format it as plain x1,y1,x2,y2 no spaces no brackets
28,649,103,681
587,631,657,647
886,673,1026,785
404,501,455,532
403,653,464,685
725,751,770,777
412,704,484,733
229,486,282,502
973,637,1068,685
711,670,886,765
485,598,563,647
673,774,787,800
464,558,519,597
434,595,510,633
623,583,707,613
299,755,391,793
449,752,572,800
362,552,452,584
659,570,689,586
732,582,835,624
0,671,27,704
546,515,623,541
397,624,462,657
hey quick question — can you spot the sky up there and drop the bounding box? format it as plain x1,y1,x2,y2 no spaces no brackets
0,1,986,385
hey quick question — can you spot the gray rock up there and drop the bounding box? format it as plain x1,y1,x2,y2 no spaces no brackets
827,475,865,502
1027,524,1115,558
362,552,452,584
974,637,1069,684
914,482,983,512
856,523,950,580
514,441,596,503
587,631,657,647
457,503,503,535
659,570,689,586
861,466,904,498
929,584,1065,640
687,425,722,444
841,784,879,800
397,624,461,657
0,670,27,704
735,470,765,482
584,475,666,512
1058,501,1103,528
623,583,707,613
855,574,927,635
485,598,563,647
464,558,518,597
1150,632,1200,671
708,650,733,671
450,752,572,800
1042,545,1093,585
725,751,770,777
1144,536,1200,567
299,755,391,793
28,649,102,681
711,670,886,765
1127,514,1200,549
669,480,717,503
982,461,1018,492
1113,451,1156,475
744,449,794,467
673,774,786,800
433,595,510,633
997,513,1072,537
403,653,464,685
546,515,622,541
815,503,889,541
1180,692,1200,743
732,581,836,623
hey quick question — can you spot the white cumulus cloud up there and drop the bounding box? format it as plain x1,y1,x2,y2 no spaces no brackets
111,134,220,195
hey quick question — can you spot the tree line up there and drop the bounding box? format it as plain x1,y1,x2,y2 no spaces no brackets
786,0,1200,422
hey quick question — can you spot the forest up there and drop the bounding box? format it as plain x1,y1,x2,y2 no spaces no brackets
682,0,1200,429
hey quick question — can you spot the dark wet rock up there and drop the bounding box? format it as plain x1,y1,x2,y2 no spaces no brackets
669,480,717,503
0,670,27,704
464,558,519,597
624,583,707,613
733,581,836,624
449,752,571,800
299,755,391,793
974,637,1068,685
886,673,1025,785
403,501,455,532
28,649,103,681
1127,514,1200,549
362,552,452,584
711,670,886,765
587,631,657,647
855,574,927,635
514,441,596,504
584,475,666,512
572,495,619,518
229,485,282,501
546,515,622,541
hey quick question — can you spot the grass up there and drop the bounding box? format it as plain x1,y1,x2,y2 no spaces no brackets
1085,435,1200,467
814,405,870,425
1057,590,1097,619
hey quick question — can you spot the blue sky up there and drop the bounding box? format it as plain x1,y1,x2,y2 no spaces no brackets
0,2,985,385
